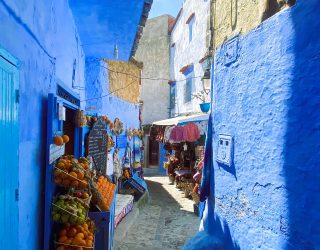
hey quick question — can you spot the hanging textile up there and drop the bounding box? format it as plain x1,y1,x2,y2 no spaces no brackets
170,126,185,142
183,122,201,142
200,113,212,202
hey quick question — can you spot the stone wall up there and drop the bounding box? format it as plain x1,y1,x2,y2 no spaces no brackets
211,0,287,50
106,60,141,103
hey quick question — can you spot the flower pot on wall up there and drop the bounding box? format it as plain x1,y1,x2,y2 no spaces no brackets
200,102,210,113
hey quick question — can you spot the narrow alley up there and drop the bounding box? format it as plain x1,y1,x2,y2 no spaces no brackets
0,0,319,249
115,168,199,250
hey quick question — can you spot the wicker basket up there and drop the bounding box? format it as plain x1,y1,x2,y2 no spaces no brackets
74,109,87,128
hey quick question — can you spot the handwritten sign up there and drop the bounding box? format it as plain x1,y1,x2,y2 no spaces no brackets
49,144,65,164
88,118,108,173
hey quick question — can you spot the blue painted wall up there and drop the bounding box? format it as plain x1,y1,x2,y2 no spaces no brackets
184,1,320,249
0,1,85,249
85,57,141,160
69,0,146,61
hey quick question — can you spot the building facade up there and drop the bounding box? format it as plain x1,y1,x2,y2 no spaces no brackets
0,0,151,249
170,0,211,117
135,15,173,167
184,0,320,249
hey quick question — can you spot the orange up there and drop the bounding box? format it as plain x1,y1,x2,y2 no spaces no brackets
72,238,81,245
56,246,65,250
59,229,67,237
58,235,68,243
75,233,84,239
53,136,64,146
62,135,70,143
87,236,93,241
69,172,78,178
86,240,93,247
77,172,84,180
56,162,65,169
71,180,79,188
67,227,77,237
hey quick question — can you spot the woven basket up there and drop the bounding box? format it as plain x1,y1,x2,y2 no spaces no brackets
74,109,87,128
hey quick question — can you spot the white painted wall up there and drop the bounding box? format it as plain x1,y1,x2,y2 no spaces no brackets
170,0,210,116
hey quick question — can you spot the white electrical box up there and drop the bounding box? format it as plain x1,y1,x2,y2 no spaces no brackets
216,134,233,166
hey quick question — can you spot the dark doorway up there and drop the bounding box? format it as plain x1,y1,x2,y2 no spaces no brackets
63,107,75,155
149,138,159,166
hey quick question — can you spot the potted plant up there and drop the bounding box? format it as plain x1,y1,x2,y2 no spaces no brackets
192,81,211,113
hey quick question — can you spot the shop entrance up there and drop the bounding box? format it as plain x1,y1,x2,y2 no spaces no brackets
0,51,19,249
149,138,159,167
63,107,76,155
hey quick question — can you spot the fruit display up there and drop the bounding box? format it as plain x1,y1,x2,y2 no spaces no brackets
70,190,91,206
54,134,70,146
90,176,115,211
54,156,89,189
52,195,88,225
55,220,95,249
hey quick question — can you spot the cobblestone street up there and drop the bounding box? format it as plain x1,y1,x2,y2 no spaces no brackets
115,168,199,250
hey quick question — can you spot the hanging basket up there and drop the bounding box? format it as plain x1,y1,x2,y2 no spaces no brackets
75,109,87,127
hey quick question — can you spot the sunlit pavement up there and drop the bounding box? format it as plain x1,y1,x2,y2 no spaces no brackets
115,168,199,250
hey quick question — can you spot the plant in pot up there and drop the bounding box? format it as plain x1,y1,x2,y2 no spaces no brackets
192,81,211,113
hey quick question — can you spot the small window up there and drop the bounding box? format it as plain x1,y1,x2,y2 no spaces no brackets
184,77,192,103
186,13,195,43
183,66,194,103
170,82,176,111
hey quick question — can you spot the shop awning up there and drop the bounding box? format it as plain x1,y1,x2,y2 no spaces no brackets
152,113,209,126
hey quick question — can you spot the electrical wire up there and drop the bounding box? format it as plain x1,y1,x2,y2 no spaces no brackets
80,57,204,102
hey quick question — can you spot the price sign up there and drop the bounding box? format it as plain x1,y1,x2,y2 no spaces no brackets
88,118,108,173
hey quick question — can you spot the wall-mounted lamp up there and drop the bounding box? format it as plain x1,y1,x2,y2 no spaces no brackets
202,56,212,89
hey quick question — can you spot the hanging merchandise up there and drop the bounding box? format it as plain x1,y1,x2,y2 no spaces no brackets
170,126,185,142
150,125,165,142
126,128,134,141
123,143,132,169
112,118,124,135
106,134,115,152
164,126,174,142
113,148,122,187
183,122,201,142
74,109,87,128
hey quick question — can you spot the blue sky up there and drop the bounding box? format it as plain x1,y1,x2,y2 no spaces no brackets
149,0,183,18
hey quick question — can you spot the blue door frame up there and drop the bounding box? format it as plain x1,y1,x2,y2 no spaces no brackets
0,48,20,249
44,90,82,249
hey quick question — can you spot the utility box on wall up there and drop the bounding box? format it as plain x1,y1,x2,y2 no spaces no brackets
216,134,233,166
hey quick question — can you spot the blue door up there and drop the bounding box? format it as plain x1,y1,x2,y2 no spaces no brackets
0,52,19,249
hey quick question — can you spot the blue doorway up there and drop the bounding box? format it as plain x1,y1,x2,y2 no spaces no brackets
0,48,19,249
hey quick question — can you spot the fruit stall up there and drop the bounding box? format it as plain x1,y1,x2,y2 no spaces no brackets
44,92,117,250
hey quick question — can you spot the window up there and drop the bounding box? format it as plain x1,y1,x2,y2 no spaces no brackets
186,13,195,42
184,77,193,103
169,82,176,117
